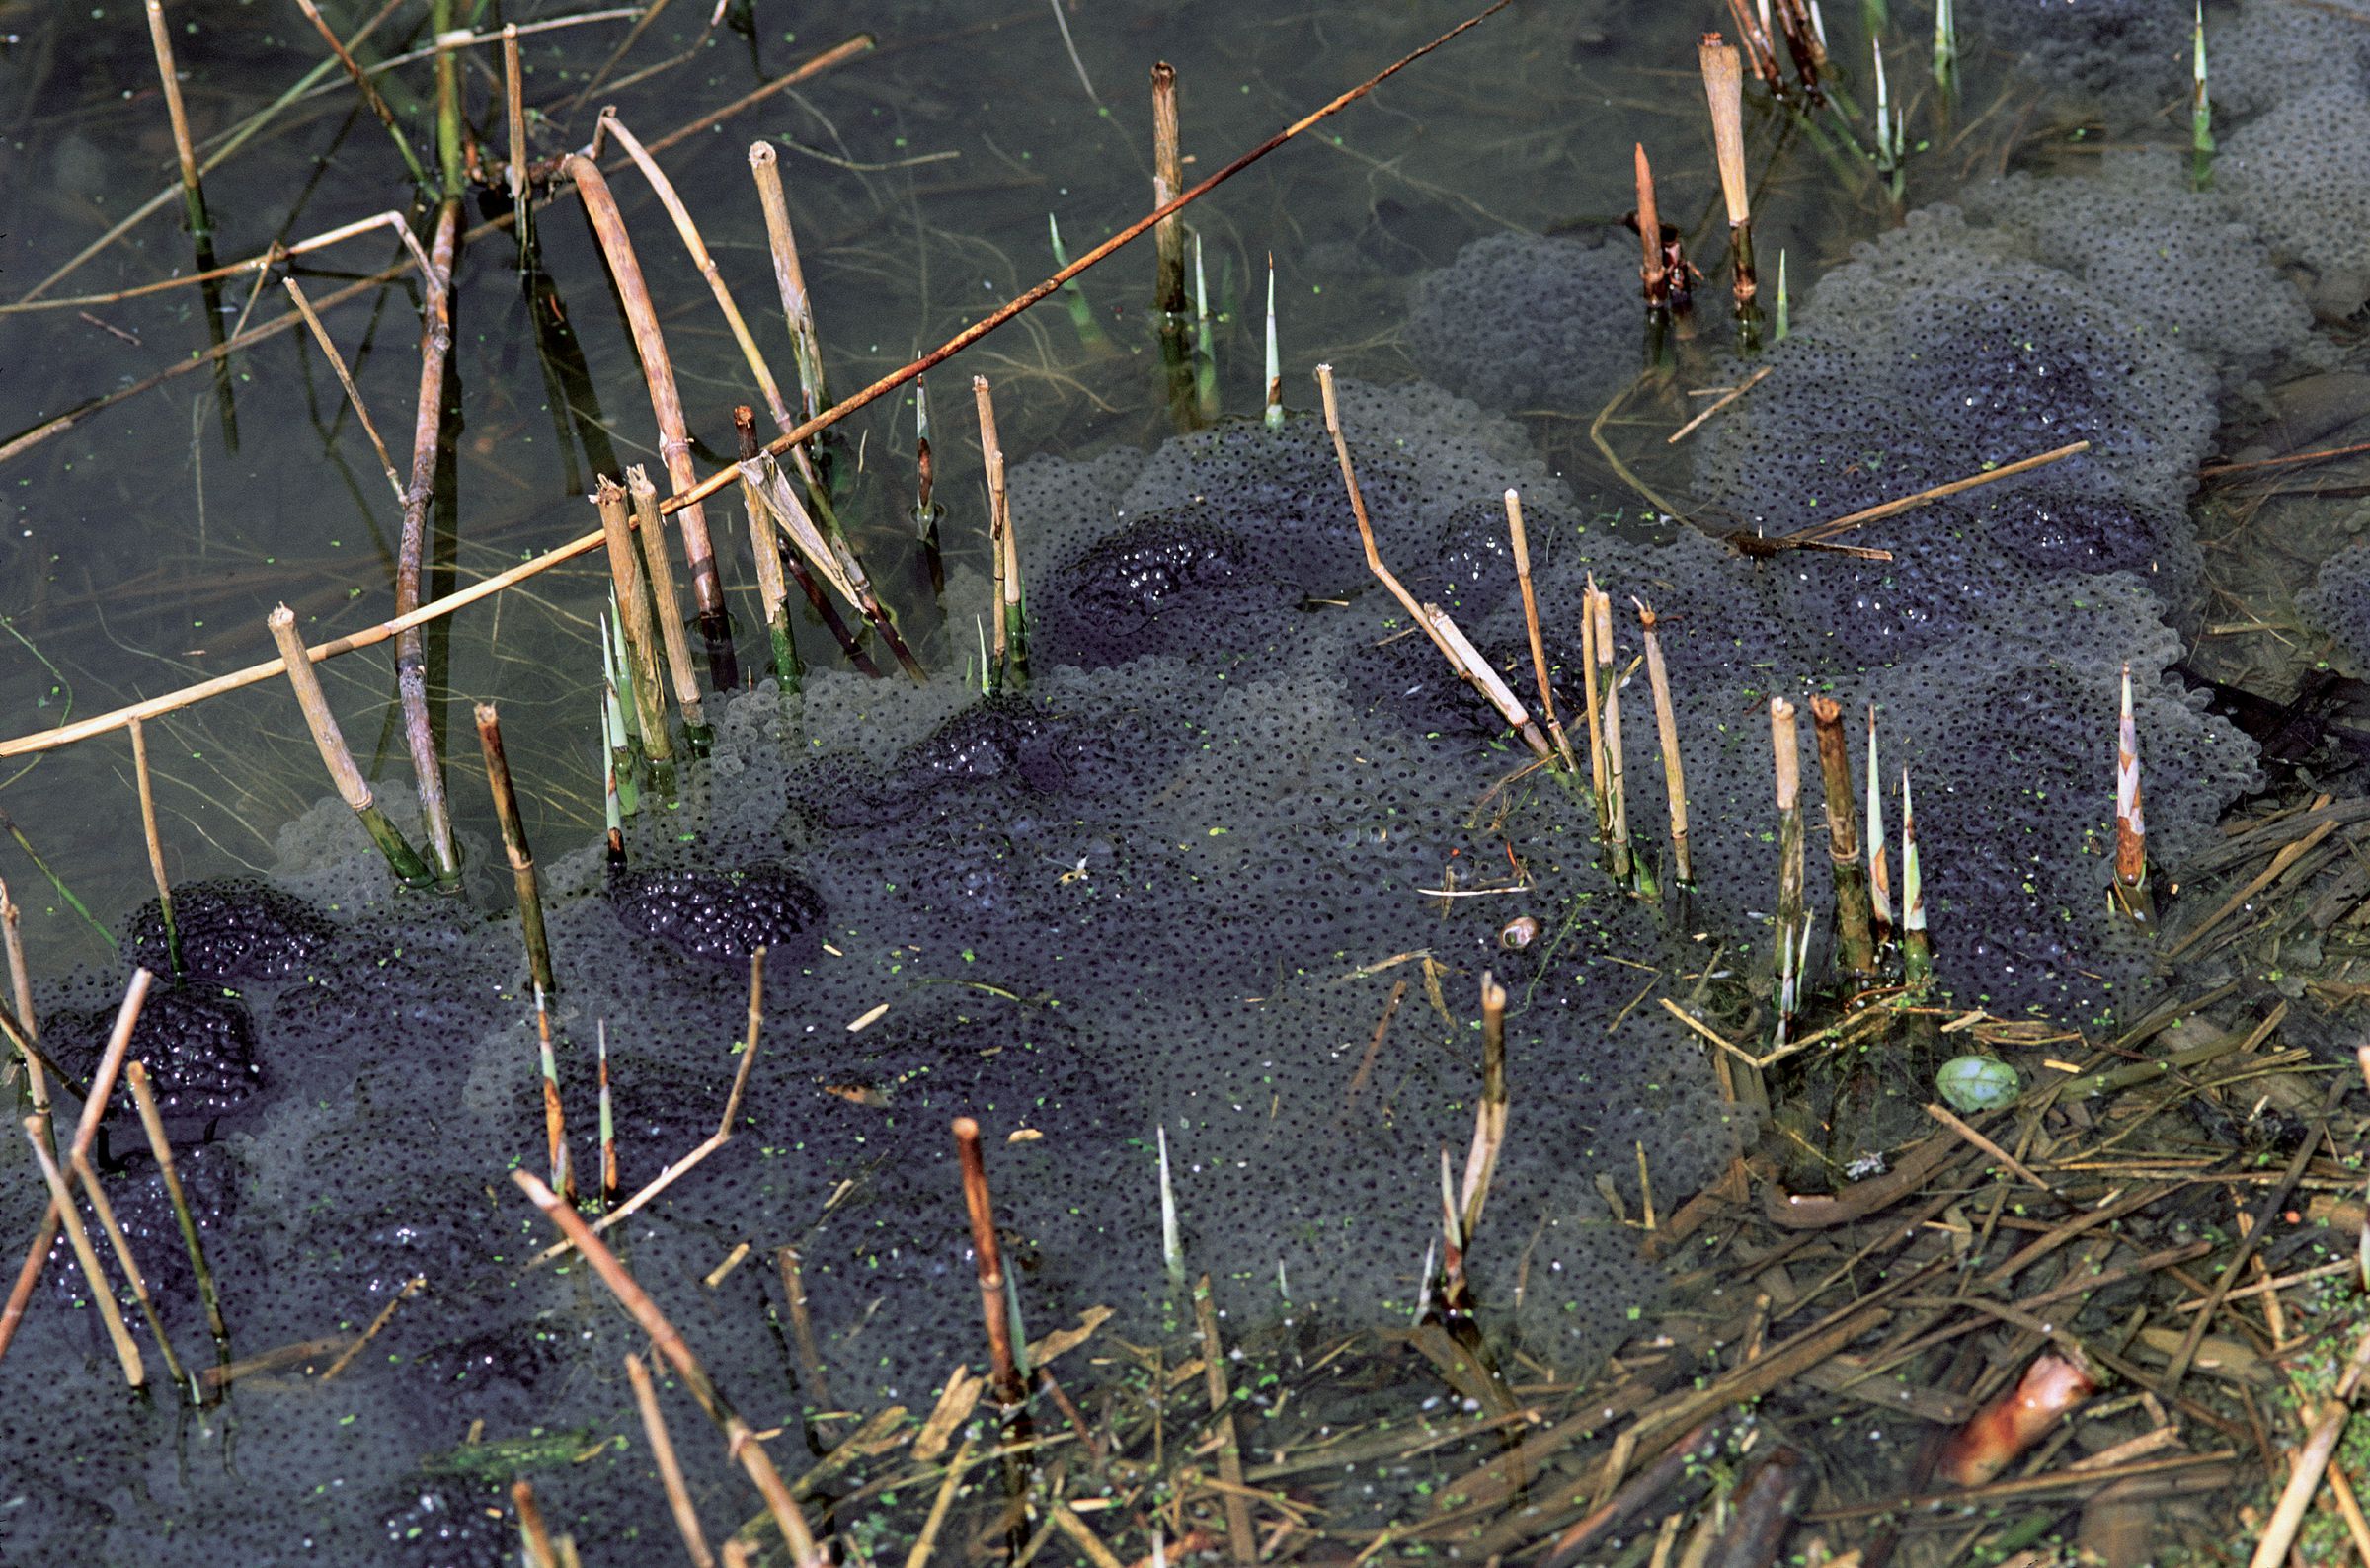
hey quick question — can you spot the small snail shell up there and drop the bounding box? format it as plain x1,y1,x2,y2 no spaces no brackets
1499,915,1541,950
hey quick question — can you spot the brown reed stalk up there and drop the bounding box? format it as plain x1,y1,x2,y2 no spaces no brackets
1192,1274,1259,1561
1700,36,1759,328
513,1171,827,1566
1460,973,1509,1240
1808,696,1875,976
1633,143,1667,310
474,703,556,1000
14,209,434,317
951,1117,1026,1406
70,1145,189,1391
1866,705,1892,945
25,1119,144,1386
1718,0,1785,90
503,25,532,267
126,717,181,980
2113,663,2154,926
1634,599,1691,885
971,376,1030,685
564,153,732,683
514,1479,560,1568
730,414,813,689
595,1022,617,1206
290,0,430,190
1773,0,1828,90
281,277,405,506
1771,697,1808,1044
592,479,674,769
0,879,44,1117
1151,63,1188,318
1315,364,1551,761
626,1350,716,1568
266,605,434,887
747,142,830,425
1581,579,1609,836
142,0,209,240
774,1246,832,1411
625,468,709,742
1592,586,1633,881
1775,440,2092,551
1504,490,1576,771
396,197,464,888
124,1059,226,1346
737,447,924,680
1901,766,1931,989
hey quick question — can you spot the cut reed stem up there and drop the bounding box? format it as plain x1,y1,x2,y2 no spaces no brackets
70,1145,190,1393
396,197,464,888
738,446,922,680
593,478,674,770
1460,973,1509,1240
124,1058,227,1348
1582,580,1609,837
474,702,556,998
503,24,532,269
142,0,210,240
1150,62,1187,319
126,717,181,980
281,277,404,506
1902,766,1931,989
1865,704,1892,946
775,1245,833,1410
748,141,830,425
973,376,1026,692
1193,1274,1259,1562
1635,598,1691,886
1633,142,1667,311
627,1350,717,1568
1699,35,1760,338
26,1118,144,1386
735,404,847,682
1808,696,1875,976
952,1117,1027,1406
2113,662,2154,927
596,1021,617,1206
626,467,709,744
1592,585,1633,882
266,605,434,887
1504,490,1576,771
1771,697,1808,1044
1264,254,1284,428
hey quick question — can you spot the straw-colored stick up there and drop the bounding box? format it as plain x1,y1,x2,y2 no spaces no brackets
593,479,673,768
1866,705,1892,943
1593,588,1631,880
1699,36,1757,316
127,717,181,980
396,197,464,887
748,142,829,424
1581,579,1608,836
503,25,532,264
1635,599,1690,884
474,703,555,997
1505,490,1575,771
1460,973,1509,1240
70,1147,189,1391
973,376,1013,681
289,0,430,188
737,450,925,680
512,1172,826,1566
625,467,708,738
1634,143,1667,308
265,605,434,887
952,1117,1026,1406
1771,697,1807,1042
1809,696,1875,975
124,1060,226,1344
1151,62,1187,318
281,277,405,505
25,1121,144,1386
12,209,433,316
514,1479,560,1568
0,879,44,1115
626,1351,717,1568
143,0,209,239
564,154,726,628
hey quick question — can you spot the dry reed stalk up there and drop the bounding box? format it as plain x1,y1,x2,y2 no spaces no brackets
0,879,44,1117
774,1246,832,1410
1581,580,1609,835
474,703,556,998
592,479,674,768
2248,1324,2370,1568
625,467,709,740
2113,663,2153,926
748,142,830,425
1460,973,1509,1240
266,605,434,887
1699,36,1759,326
70,1144,191,1391
1772,439,2091,551
730,415,809,690
124,1060,226,1345
914,374,945,590
564,153,731,678
738,448,923,680
514,1479,560,1568
396,197,464,888
513,1170,827,1566
1592,587,1633,881
1771,697,1808,1044
1634,599,1691,885
1773,0,1828,91
1719,0,1785,90
1901,766,1930,988
970,376,1030,684
1633,143,1667,309
1315,364,1551,761
1193,1274,1259,1560
596,1023,617,1205
1151,63,1188,317
1808,696,1875,976
289,0,429,188
503,25,532,266
126,717,181,980
142,0,209,239
1865,705,1892,944
25,1119,144,1386
10,209,433,316
1504,490,1576,770
952,1117,1026,1406
281,277,405,506
626,1350,717,1568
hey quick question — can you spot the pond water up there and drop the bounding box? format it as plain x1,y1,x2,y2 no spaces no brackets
2,0,2366,1562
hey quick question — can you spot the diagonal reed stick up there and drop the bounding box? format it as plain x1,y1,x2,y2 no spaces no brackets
267,604,435,887
124,1058,227,1347
71,1144,190,1392
952,1117,1026,1406
127,717,181,980
27,1120,145,1387
627,1350,717,1568
626,468,709,742
395,197,464,888
1504,490,1575,771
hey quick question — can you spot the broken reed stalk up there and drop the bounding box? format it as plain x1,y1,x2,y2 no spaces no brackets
564,154,733,685
514,1479,560,1568
731,409,810,691
142,0,209,240
2113,663,2154,926
595,1022,617,1205
266,605,434,887
1504,490,1576,771
503,24,532,267
737,446,923,680
474,703,555,998
0,879,45,1116
25,1119,144,1387
281,277,404,506
625,468,710,744
1193,1274,1259,1562
288,0,431,190
1315,363,1552,761
125,1060,226,1346
593,479,674,770
1720,0,1786,89
748,141,830,424
1633,142,1667,311
1901,766,1931,988
1150,62,1188,319
774,1246,833,1410
396,197,464,889
1771,697,1809,1045
1635,599,1691,885
1591,585,1633,882
1700,36,1759,335
972,376,1030,689
514,1170,826,1566
626,1350,717,1568
1775,439,2092,550
1581,583,1609,835
127,717,181,980
1865,705,1893,945
1808,697,1876,976
952,1117,1027,1406
1460,973,1509,1240
70,1145,190,1393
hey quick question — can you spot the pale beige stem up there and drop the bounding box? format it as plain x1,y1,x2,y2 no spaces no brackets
748,142,829,422
627,1351,717,1568
26,1120,144,1387
282,277,405,505
626,467,708,734
593,477,673,766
